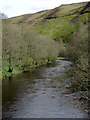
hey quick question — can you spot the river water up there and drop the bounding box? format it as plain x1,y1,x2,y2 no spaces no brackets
2,60,88,118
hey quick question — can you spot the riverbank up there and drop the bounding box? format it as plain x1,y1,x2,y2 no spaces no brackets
2,58,60,79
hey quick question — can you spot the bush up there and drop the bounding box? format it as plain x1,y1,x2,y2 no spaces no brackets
65,24,88,61
2,22,60,75
65,24,89,91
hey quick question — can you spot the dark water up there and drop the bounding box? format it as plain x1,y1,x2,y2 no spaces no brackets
2,60,88,118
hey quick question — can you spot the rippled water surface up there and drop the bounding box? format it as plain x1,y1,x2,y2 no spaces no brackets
2,60,88,118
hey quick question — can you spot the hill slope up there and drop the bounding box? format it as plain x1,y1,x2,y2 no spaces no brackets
5,1,89,42
7,2,88,24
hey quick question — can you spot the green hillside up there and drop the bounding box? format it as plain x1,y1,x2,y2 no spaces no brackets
6,1,89,41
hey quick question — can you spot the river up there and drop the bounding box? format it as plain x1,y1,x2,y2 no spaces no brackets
2,60,88,118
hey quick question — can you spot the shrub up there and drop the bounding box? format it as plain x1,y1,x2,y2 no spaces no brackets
2,22,60,75
65,24,89,91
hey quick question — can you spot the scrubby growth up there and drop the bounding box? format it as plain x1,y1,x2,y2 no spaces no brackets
65,24,88,92
2,22,60,77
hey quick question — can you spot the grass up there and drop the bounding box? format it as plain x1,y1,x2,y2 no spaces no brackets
2,66,22,79
32,6,88,43
78,13,88,23
32,17,78,42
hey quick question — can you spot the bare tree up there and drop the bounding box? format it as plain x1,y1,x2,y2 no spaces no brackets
0,12,8,19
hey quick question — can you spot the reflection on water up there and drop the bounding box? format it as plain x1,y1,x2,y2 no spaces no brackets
2,60,88,118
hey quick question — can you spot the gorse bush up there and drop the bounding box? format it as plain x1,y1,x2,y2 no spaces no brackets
2,22,60,75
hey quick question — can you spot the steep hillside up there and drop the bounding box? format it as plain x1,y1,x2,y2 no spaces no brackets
7,2,88,24
5,1,89,42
